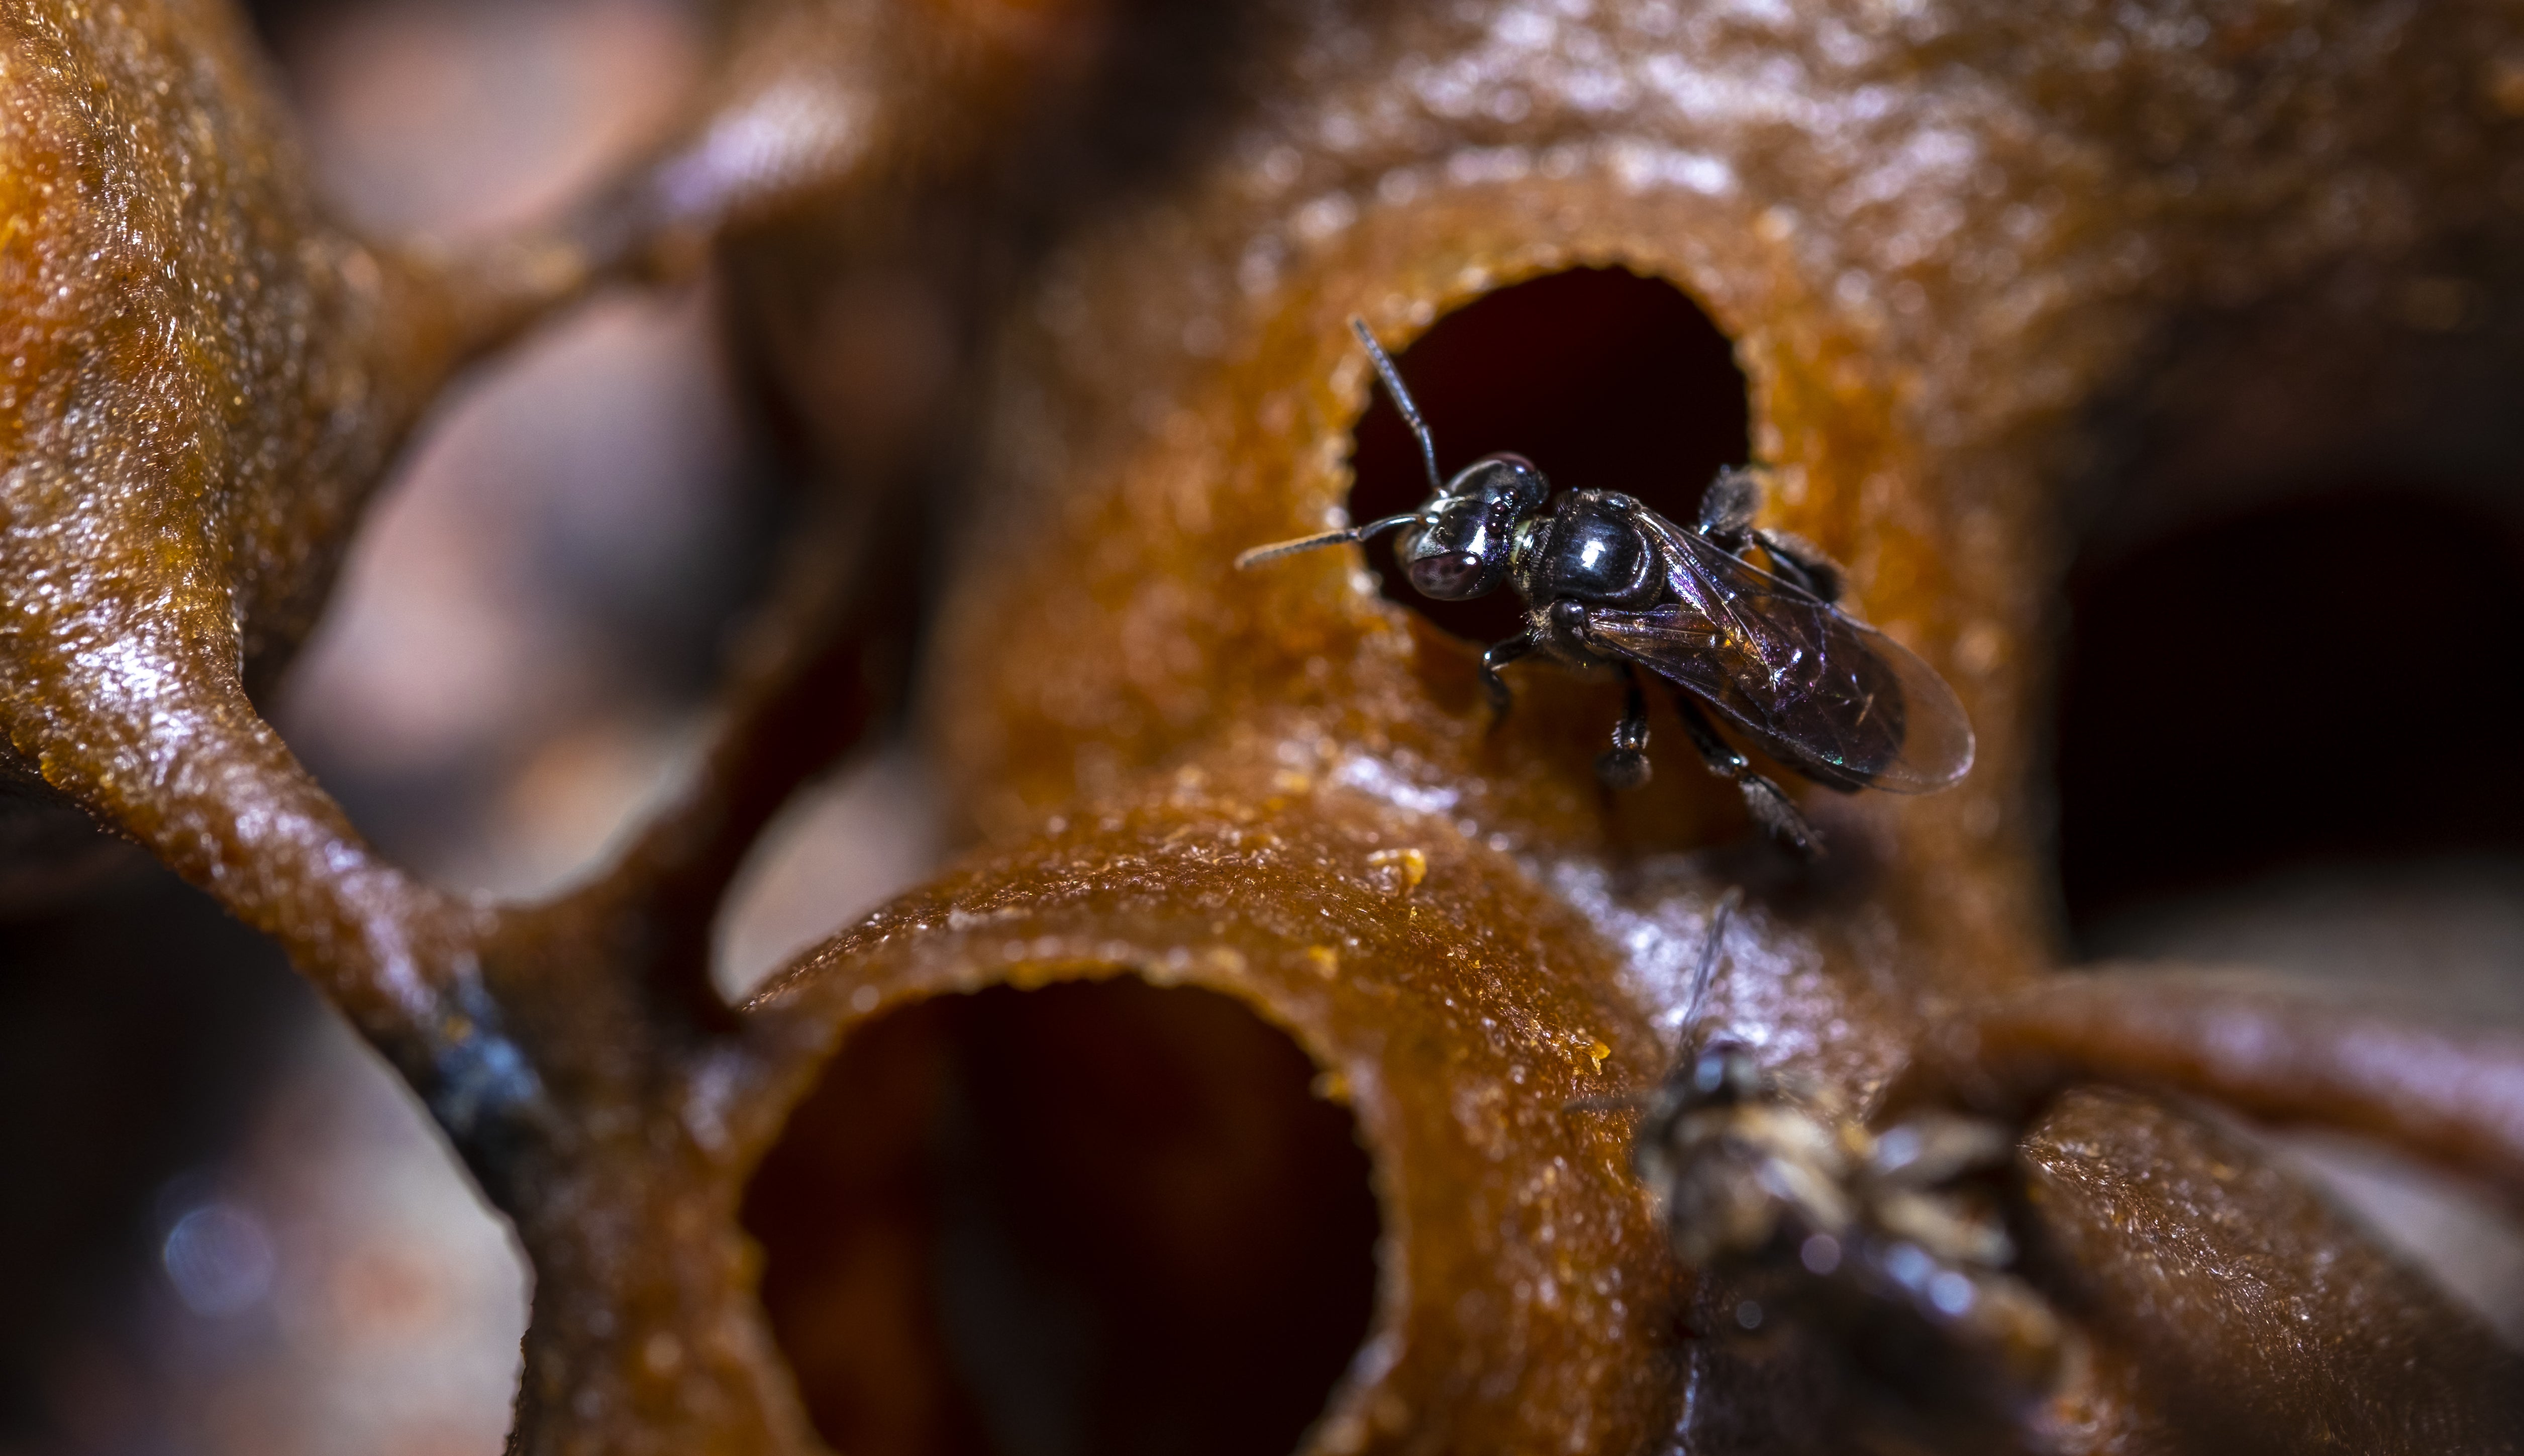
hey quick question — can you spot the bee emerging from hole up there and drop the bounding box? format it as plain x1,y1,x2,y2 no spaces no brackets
1239,319,1975,854
1609,892,2076,1454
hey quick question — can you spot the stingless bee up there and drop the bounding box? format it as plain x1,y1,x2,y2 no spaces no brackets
1602,891,2076,1454
1238,319,1975,853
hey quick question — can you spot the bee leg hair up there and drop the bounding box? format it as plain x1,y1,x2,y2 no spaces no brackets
1597,665,1653,790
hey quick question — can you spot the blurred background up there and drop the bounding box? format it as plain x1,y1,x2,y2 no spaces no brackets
0,1,2520,1452
0,2,945,1451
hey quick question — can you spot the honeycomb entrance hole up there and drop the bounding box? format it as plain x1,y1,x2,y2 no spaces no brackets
2056,483,2524,934
742,978,1382,1456
1346,266,1751,645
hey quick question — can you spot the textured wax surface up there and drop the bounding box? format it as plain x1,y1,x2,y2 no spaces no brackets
6,1,2524,1452
879,0,2524,1449
0,0,587,1041
2026,1088,2524,1454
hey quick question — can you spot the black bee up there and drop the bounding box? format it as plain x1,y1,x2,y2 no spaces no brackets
1606,892,2075,1455
1639,1038,2073,1455
1238,319,1975,853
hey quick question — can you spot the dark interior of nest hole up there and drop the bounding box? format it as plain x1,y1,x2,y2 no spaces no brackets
2055,483,2524,941
1348,267,1751,645
742,978,1382,1456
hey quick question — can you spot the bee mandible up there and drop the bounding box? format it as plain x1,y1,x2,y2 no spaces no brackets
1239,319,1975,853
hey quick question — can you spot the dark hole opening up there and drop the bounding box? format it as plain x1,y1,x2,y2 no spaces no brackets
1347,267,1752,645
2055,482,2524,941
742,978,1382,1456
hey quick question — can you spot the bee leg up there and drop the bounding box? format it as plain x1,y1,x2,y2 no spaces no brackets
1597,665,1653,790
1750,528,1847,605
1481,632,1535,725
1670,691,1820,856
1697,468,1849,605
1696,466,1762,549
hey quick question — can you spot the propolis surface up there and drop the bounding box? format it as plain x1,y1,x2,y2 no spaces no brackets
4,1,2523,1452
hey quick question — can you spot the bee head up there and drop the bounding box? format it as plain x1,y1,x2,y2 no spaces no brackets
1684,1036,1763,1106
1396,454,1549,600
1633,1035,1764,1167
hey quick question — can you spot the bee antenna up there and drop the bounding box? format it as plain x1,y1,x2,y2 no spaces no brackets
1680,886,1743,1034
1234,513,1418,570
1351,317,1443,497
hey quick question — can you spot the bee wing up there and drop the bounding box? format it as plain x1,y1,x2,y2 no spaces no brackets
1587,520,1975,793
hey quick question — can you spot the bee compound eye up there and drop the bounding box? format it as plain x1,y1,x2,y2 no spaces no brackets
1405,550,1496,600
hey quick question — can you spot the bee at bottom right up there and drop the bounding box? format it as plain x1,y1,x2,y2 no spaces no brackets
1621,894,2083,1455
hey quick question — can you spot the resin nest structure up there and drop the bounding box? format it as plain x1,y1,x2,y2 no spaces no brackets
6,1,2524,1453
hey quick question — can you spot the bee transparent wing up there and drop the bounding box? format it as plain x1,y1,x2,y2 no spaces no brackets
1587,519,1975,793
